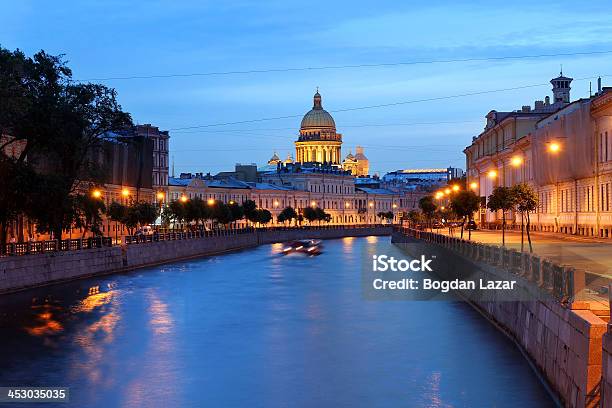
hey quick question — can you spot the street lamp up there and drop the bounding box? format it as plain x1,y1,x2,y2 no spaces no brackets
207,198,215,205
469,182,478,190
451,184,460,192
435,191,444,200
487,169,497,179
273,200,279,208
345,202,350,208
310,200,317,207
511,156,523,167
121,188,130,198
180,195,188,203
156,191,165,201
91,189,102,199
444,188,451,195
548,142,561,153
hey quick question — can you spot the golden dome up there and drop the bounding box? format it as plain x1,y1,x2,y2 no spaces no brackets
300,91,336,130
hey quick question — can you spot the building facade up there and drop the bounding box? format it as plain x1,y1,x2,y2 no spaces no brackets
294,91,342,165
382,167,464,191
465,72,612,237
120,124,170,200
342,146,369,176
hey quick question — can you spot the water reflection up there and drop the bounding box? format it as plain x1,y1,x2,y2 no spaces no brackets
0,237,554,407
25,304,63,336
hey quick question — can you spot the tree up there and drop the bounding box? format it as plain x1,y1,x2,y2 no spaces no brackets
277,206,298,225
227,201,244,226
134,202,158,227
0,48,132,241
255,209,272,226
418,196,437,231
121,201,159,235
242,199,258,224
165,200,187,229
107,202,127,241
450,190,480,240
72,193,107,238
487,186,516,246
511,183,539,253
302,207,318,224
407,210,423,228
209,200,232,226
377,211,394,223
0,157,35,247
313,207,331,224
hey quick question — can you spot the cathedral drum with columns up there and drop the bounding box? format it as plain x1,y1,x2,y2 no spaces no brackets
295,90,342,164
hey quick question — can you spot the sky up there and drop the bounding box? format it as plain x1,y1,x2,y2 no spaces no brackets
2,0,612,175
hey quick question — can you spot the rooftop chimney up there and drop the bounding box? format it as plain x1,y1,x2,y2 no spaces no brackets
598,77,602,94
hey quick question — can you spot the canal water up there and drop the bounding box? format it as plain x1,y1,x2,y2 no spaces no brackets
0,236,554,407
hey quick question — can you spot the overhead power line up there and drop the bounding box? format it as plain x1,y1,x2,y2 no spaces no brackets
76,50,612,81
168,74,610,131
170,120,481,134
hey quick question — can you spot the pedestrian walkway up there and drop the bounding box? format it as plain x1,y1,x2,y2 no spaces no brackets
440,228,612,276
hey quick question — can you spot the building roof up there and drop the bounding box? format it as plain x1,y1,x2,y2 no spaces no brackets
355,187,396,195
207,178,251,189
168,177,193,186
300,91,336,130
248,182,296,191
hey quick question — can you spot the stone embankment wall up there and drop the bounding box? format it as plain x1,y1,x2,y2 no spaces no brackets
602,330,612,407
392,229,607,408
0,226,391,294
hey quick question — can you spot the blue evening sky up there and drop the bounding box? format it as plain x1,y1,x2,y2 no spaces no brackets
2,1,612,175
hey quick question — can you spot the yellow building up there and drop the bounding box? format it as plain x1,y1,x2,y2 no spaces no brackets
342,146,369,176
295,90,342,164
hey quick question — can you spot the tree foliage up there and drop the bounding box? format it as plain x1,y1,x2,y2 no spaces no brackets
511,183,539,252
0,47,133,242
277,206,298,225
450,190,480,239
487,186,517,246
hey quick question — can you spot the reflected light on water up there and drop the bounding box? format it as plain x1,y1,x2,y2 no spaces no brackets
72,288,114,313
366,236,378,244
25,306,63,336
149,297,174,335
424,371,446,408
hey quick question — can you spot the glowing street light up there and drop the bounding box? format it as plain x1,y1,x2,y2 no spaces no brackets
392,203,398,209
91,189,102,199
121,188,130,197
435,191,444,200
369,202,374,208
180,195,188,203
444,188,451,195
548,142,560,153
156,191,165,201
310,201,317,207
229,200,235,205
273,201,279,208
345,202,350,208
469,182,478,190
487,170,497,179
511,156,523,167
207,198,215,205
452,184,460,192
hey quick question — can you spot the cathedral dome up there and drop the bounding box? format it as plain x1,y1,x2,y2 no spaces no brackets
300,91,336,130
